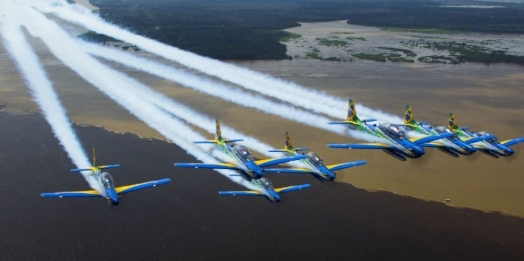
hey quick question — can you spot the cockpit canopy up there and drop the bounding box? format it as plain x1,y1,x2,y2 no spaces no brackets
234,145,253,161
101,172,114,189
260,178,274,190
306,152,324,166
379,123,405,139
434,126,458,138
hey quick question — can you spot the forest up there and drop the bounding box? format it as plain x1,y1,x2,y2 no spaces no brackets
87,0,524,60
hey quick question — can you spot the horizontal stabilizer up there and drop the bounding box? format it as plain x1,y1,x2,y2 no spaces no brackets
419,142,445,148
268,149,289,153
193,140,219,144
501,137,524,147
98,164,121,170
70,168,94,173
174,162,238,170
115,178,171,194
274,184,312,194
41,190,101,198
225,139,243,143
328,143,391,149
328,121,353,125
255,154,306,167
327,160,367,171
460,127,470,131
263,168,313,174
411,132,453,145
362,119,377,123
218,190,262,196
463,135,494,144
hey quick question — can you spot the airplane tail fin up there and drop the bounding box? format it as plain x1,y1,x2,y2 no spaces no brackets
404,105,417,125
346,99,359,122
448,113,458,130
285,131,295,152
215,119,223,142
71,148,120,172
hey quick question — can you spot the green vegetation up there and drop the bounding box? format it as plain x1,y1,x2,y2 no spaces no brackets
316,38,348,47
418,56,458,64
90,0,524,60
280,32,302,42
353,52,414,63
306,52,321,59
377,47,416,57
78,31,118,43
330,32,354,35
381,28,456,34
346,36,366,41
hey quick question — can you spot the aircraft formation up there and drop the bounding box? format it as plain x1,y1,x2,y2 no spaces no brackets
41,98,523,205
2,1,521,206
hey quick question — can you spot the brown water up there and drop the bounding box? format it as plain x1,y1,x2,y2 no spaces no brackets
1,25,524,216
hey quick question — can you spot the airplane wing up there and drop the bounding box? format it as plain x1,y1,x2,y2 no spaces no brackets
328,143,391,149
174,162,239,170
500,137,524,147
255,155,306,167
410,132,453,145
98,164,121,170
115,178,171,194
326,160,367,171
218,190,263,196
41,190,101,198
274,184,312,194
263,168,313,174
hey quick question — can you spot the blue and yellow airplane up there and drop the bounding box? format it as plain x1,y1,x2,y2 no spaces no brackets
327,99,453,161
402,105,487,158
448,113,524,158
263,131,367,182
41,149,171,205
174,120,306,180
219,174,311,203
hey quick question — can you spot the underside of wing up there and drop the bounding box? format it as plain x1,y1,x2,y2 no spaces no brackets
41,190,101,198
174,162,238,170
255,155,306,167
328,143,391,149
418,141,446,148
115,178,171,194
326,160,367,171
501,137,524,147
218,190,263,196
263,168,313,174
274,184,312,194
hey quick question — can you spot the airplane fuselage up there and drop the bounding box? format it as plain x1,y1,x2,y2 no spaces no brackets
252,178,282,202
219,142,264,180
407,125,476,155
97,170,119,205
367,124,425,158
454,130,511,157
286,150,336,182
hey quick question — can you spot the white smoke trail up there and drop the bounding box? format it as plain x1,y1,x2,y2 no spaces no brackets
34,0,403,123
0,10,101,192
83,43,346,136
16,3,258,190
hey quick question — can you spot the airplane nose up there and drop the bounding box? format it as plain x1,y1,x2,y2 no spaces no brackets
107,189,119,206
272,192,281,203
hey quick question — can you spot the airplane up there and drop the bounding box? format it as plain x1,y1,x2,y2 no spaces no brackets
263,131,367,182
218,174,311,203
327,99,453,161
401,105,486,158
41,149,171,206
174,120,306,180
448,113,524,158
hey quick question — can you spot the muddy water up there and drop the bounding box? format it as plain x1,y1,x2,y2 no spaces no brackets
1,25,524,216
